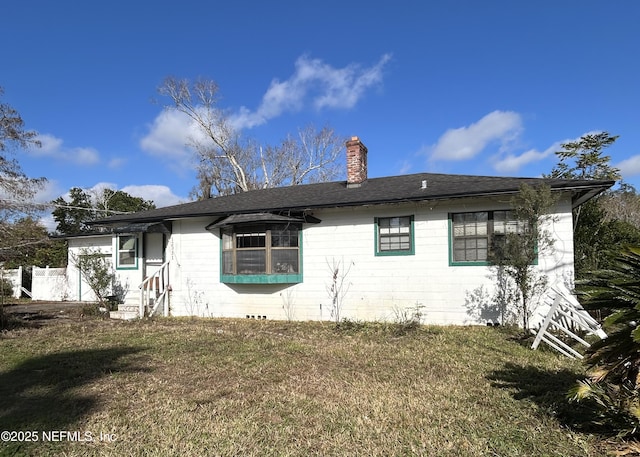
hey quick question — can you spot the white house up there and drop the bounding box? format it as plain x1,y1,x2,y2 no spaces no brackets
65,137,612,325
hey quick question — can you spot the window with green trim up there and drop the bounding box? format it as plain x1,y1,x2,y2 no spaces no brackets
117,235,138,269
375,216,414,255
222,224,300,276
451,211,529,264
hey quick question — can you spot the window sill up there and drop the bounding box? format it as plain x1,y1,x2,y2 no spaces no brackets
449,259,539,267
221,274,302,284
449,260,490,267
375,250,415,257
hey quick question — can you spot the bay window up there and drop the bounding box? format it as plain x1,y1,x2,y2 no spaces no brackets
221,223,301,283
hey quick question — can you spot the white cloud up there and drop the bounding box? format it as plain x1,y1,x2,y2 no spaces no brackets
39,213,57,233
30,133,100,165
140,54,391,165
616,155,640,177
430,111,523,161
37,133,64,153
108,157,127,169
74,147,100,165
139,110,194,160
314,54,392,110
491,132,609,174
140,110,191,156
120,184,186,208
34,179,66,204
398,160,413,175
88,182,118,195
230,53,392,129
30,180,70,232
493,142,560,173
138,110,210,178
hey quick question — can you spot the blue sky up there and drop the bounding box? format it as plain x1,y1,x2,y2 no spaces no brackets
3,1,639,228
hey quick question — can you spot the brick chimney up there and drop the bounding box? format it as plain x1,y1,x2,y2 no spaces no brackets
346,136,368,187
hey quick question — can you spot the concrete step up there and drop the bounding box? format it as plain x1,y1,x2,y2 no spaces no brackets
109,310,139,320
117,304,139,313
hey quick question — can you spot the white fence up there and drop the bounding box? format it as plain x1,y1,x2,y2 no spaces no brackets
31,266,69,301
1,266,23,299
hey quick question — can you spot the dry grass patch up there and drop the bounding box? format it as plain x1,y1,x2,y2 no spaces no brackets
0,318,610,456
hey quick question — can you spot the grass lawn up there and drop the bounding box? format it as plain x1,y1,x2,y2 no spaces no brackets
0,317,612,456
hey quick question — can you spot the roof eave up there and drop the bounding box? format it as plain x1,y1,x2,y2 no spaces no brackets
52,231,114,240
569,182,615,208
86,179,615,226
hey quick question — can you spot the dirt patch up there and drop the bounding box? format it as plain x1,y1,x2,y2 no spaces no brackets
2,301,91,326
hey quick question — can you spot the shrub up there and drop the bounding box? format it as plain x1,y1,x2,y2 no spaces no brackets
71,248,115,307
391,302,425,335
0,278,14,298
569,246,640,437
569,378,640,436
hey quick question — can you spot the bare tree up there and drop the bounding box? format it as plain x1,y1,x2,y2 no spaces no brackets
600,182,640,228
274,124,344,186
326,257,354,323
0,87,46,219
0,87,47,273
159,77,345,199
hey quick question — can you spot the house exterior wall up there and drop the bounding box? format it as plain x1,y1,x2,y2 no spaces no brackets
67,234,145,303
67,235,112,302
162,194,575,325
111,234,145,300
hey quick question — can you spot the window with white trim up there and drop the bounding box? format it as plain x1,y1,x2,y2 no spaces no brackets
117,235,138,268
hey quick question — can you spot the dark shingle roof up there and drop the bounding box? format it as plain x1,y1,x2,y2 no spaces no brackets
90,172,614,226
